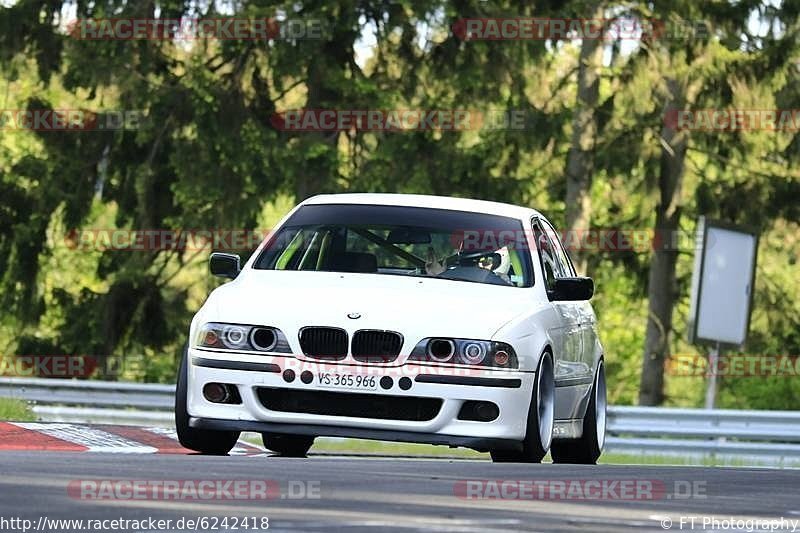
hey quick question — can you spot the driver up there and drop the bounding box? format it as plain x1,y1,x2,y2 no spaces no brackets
479,246,512,283
425,242,513,283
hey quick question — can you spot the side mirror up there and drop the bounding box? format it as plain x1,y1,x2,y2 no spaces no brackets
551,277,594,301
209,253,240,279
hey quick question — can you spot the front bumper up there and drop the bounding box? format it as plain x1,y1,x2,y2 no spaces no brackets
186,347,535,448
189,418,522,452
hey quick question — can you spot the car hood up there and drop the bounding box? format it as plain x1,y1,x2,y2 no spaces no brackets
203,270,531,345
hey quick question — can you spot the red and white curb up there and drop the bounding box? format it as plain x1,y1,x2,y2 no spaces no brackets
0,422,263,454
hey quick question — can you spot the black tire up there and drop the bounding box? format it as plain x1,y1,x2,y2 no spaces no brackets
261,433,315,457
551,360,606,464
490,353,554,463
175,345,240,455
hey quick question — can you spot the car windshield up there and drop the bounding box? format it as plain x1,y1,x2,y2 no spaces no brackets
254,204,533,287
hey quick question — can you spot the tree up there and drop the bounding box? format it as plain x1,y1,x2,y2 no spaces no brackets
565,1,606,274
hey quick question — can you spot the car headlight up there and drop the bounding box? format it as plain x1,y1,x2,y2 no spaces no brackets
195,322,292,353
221,325,248,349
408,338,518,369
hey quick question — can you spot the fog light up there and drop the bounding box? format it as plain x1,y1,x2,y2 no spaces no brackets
475,402,499,421
458,400,499,422
203,382,230,403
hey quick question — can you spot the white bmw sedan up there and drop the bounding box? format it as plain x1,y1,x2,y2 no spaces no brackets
176,193,606,463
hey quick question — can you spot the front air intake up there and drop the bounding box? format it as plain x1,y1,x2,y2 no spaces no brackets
257,388,442,421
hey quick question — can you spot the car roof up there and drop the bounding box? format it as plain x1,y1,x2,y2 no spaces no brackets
302,193,543,221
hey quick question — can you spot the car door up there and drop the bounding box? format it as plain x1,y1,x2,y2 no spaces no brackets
531,219,582,385
539,218,594,384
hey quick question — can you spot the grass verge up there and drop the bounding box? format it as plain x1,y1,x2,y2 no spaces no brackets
245,435,799,468
0,397,36,421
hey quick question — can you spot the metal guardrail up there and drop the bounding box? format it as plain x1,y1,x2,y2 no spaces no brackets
0,377,174,410
606,407,800,464
2,377,799,464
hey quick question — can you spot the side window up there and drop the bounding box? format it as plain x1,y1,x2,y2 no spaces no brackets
532,220,563,291
541,220,575,277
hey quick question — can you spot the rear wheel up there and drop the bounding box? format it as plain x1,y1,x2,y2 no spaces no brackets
175,345,240,455
261,433,315,457
490,352,554,463
551,360,606,464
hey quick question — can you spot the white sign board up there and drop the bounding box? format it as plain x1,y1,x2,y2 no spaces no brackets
688,217,758,347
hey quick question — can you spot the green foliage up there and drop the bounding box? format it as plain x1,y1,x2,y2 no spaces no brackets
0,1,797,409
0,398,35,421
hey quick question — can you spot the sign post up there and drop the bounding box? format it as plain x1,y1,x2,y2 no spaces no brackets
703,342,721,409
688,217,759,409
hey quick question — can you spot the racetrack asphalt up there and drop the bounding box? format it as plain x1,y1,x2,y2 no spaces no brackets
1,451,799,532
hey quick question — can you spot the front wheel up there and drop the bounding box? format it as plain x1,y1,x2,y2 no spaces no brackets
175,345,241,455
551,360,606,464
490,352,554,463
261,433,315,457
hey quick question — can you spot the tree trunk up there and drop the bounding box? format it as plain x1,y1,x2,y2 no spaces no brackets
564,4,604,275
638,78,688,406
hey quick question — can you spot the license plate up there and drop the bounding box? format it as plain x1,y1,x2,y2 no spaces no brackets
317,373,377,391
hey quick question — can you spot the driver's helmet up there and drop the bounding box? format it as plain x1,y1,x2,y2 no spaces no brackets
494,246,511,276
